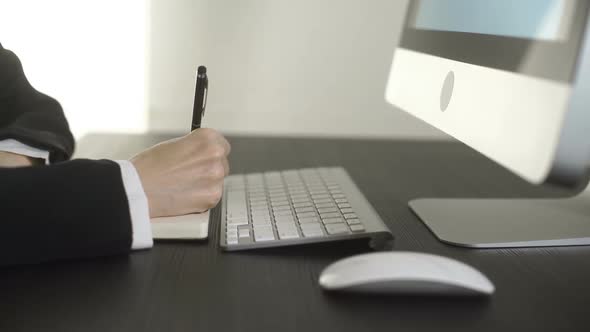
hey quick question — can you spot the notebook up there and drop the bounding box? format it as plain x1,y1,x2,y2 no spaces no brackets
150,211,210,240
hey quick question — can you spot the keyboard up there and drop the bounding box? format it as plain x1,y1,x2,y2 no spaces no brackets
220,167,393,251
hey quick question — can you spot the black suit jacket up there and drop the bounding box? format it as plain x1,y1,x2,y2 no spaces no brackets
0,43,134,266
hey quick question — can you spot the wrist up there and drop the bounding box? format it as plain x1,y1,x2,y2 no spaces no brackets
0,151,34,168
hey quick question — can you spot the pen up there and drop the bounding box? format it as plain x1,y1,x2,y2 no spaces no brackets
191,65,208,131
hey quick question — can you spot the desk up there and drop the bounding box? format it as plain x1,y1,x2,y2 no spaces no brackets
2,133,590,332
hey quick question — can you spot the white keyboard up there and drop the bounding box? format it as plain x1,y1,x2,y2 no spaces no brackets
220,167,393,251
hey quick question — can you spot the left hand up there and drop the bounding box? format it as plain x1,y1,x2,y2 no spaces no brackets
0,151,34,168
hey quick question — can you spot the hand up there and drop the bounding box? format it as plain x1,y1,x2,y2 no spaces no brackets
0,151,34,168
130,128,231,218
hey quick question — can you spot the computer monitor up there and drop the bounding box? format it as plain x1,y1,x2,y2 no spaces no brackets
385,0,590,248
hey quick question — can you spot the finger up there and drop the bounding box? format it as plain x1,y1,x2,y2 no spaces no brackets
222,138,231,156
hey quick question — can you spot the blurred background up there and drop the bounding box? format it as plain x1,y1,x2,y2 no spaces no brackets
0,0,447,140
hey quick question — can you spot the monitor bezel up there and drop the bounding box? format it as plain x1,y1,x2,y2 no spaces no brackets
399,0,590,82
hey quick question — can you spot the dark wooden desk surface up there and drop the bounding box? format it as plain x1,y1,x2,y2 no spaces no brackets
2,133,589,332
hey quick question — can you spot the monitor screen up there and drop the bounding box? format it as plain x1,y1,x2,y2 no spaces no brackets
399,0,589,82
413,0,574,41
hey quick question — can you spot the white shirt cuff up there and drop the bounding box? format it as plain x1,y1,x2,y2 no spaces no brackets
115,160,154,250
0,139,50,164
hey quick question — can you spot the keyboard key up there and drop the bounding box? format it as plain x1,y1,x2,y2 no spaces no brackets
337,202,351,209
275,214,295,221
278,232,299,240
227,214,248,221
319,212,341,219
293,202,313,208
350,224,365,232
227,219,248,226
317,207,338,213
272,205,291,212
298,216,319,224
271,201,290,208
334,198,348,203
254,231,275,242
226,236,239,245
343,213,357,220
227,212,248,219
253,224,273,232
346,218,361,225
322,217,345,225
311,194,330,199
252,214,271,220
340,208,354,214
325,224,349,235
315,202,336,208
252,218,272,226
270,198,289,204
302,231,323,238
295,207,315,213
332,194,346,199
296,211,316,218
274,210,293,217
238,228,250,238
313,198,333,204
300,223,322,232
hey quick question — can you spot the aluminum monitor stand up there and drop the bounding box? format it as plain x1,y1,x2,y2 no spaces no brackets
409,185,590,248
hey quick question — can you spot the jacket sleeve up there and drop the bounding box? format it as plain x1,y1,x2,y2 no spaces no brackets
0,43,75,163
0,159,133,266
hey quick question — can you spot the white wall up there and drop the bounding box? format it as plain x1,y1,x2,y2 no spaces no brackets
148,0,447,139
0,0,149,139
1,0,447,140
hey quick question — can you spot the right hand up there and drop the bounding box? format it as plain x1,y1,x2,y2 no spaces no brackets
130,128,231,218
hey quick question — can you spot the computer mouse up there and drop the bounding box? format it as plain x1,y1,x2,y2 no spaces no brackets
319,251,494,296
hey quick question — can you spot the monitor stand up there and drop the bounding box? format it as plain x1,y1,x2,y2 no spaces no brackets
409,185,590,248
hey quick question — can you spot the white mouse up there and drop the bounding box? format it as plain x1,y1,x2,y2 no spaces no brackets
319,251,494,296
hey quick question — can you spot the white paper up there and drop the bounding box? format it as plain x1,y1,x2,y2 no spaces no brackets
150,211,210,240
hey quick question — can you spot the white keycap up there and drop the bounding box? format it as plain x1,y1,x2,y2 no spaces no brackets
298,216,319,224
238,228,250,238
254,231,275,242
295,207,315,213
278,230,300,240
296,212,316,218
300,223,322,232
350,224,365,232
322,217,345,225
272,205,291,212
346,218,361,225
315,203,336,208
325,224,349,235
317,207,338,213
302,230,324,238
319,212,341,219
252,218,272,225
227,219,248,226
293,202,313,208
